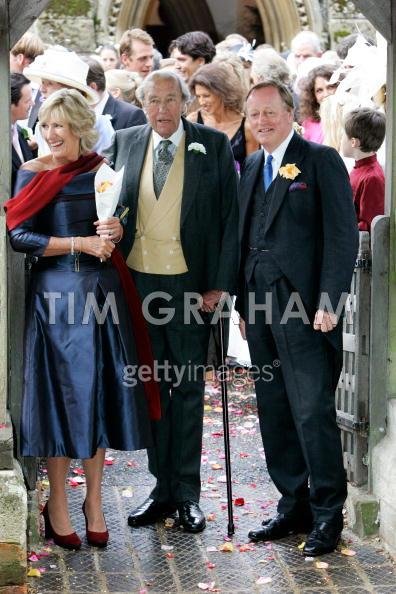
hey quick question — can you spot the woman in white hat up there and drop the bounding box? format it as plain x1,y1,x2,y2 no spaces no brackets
24,46,114,156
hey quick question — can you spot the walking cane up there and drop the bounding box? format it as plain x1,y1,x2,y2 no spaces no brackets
218,308,235,537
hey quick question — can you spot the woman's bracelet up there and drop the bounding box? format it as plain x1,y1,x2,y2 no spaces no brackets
70,237,82,255
75,237,82,255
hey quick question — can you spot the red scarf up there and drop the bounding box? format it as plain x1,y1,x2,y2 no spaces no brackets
5,153,161,421
5,153,103,230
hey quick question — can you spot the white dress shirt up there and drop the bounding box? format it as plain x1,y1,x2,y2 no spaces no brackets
152,119,184,159
263,128,295,183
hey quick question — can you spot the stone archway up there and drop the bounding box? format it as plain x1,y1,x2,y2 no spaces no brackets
109,0,323,52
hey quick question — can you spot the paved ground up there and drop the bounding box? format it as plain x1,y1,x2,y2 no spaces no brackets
28,376,396,594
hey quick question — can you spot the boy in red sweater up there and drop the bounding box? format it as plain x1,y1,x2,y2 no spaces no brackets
341,107,386,231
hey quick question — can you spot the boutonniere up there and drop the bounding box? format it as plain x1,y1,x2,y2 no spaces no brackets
20,127,31,141
279,163,301,180
188,142,206,155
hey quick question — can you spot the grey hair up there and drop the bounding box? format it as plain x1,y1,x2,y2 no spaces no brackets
291,31,322,54
251,48,291,86
136,70,191,104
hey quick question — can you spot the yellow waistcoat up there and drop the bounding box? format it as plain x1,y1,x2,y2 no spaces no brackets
127,135,188,274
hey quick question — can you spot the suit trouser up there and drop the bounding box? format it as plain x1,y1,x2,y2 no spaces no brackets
132,270,210,503
245,263,347,523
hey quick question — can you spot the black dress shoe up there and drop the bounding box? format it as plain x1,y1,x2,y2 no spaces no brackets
177,501,206,533
303,520,343,556
127,498,176,527
249,513,312,542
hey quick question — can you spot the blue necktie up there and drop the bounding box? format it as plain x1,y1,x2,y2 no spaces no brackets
263,154,273,192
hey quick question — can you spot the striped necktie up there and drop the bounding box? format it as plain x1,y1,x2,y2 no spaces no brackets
153,139,173,198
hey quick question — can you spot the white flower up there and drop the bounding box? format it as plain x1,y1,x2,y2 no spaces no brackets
188,142,207,155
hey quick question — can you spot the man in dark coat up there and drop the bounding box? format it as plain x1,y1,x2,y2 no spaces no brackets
11,73,34,193
105,70,238,533
86,59,146,131
237,80,358,556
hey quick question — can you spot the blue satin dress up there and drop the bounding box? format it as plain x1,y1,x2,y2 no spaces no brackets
10,170,153,458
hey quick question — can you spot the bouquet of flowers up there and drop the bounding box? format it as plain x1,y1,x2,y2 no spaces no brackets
94,163,125,222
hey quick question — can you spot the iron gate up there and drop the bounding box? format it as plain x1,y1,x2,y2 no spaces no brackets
336,231,371,486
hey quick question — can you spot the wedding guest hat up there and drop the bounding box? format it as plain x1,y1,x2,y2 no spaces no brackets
24,46,98,105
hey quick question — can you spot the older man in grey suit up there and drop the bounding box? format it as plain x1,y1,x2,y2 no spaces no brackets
105,70,238,533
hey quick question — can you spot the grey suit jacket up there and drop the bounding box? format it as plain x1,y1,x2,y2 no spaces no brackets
104,117,239,294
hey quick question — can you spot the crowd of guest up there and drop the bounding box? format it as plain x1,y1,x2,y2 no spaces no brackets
11,27,387,229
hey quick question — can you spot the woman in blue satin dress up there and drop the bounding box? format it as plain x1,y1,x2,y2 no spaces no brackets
8,89,155,550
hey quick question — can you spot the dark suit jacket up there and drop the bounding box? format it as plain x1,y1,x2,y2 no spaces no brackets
102,94,146,131
12,127,34,194
104,117,239,294
237,132,359,349
28,90,42,131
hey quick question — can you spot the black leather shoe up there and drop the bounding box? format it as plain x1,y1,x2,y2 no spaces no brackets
303,520,343,556
249,513,312,542
127,498,176,527
177,501,206,533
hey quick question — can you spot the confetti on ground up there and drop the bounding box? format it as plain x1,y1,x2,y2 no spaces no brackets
341,548,357,556
104,457,115,465
238,544,255,552
218,542,234,552
256,576,272,585
207,513,216,521
121,487,134,498
298,541,306,550
234,497,245,506
161,545,174,551
198,582,217,591
27,568,42,578
164,517,175,528
316,561,329,569
67,477,85,487
72,468,85,475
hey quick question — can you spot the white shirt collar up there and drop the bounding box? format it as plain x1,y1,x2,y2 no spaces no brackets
152,119,184,150
263,128,295,180
93,90,110,116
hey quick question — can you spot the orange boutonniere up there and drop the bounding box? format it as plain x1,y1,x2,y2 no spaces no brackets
279,163,301,180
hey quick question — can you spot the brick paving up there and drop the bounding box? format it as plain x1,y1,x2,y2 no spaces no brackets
28,378,396,593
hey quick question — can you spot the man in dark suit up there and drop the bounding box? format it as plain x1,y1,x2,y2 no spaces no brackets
86,59,146,131
11,73,34,193
105,70,238,533
237,81,358,556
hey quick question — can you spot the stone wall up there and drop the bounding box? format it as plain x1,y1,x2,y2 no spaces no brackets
329,0,376,46
33,0,376,54
35,0,97,52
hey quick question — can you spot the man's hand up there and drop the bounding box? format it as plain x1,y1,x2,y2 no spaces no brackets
201,289,223,312
313,310,338,333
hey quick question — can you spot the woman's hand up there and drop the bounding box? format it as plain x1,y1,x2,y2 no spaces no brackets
94,217,123,243
81,236,115,260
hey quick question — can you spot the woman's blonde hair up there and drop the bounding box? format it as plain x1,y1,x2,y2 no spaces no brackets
38,88,98,154
105,69,142,104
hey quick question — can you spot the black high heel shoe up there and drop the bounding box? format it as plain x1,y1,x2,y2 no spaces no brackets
82,500,109,547
42,502,82,550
